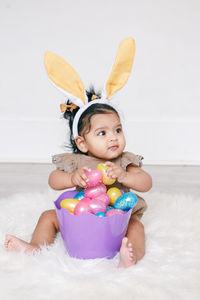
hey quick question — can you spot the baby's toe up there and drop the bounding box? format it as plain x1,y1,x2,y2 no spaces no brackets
128,242,133,250
122,237,128,246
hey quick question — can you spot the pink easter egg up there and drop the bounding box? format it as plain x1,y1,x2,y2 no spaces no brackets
85,169,102,187
89,199,107,214
106,209,126,217
80,197,91,202
92,193,110,205
85,182,107,199
74,198,92,215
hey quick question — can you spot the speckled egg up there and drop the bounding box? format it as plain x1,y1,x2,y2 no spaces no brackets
89,199,107,214
114,192,138,210
74,198,92,215
106,205,114,212
60,198,80,214
97,163,116,185
74,190,85,200
92,193,110,205
85,182,107,199
85,169,102,187
106,209,126,217
107,187,122,206
95,212,106,217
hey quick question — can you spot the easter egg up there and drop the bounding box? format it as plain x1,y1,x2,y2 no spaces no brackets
106,205,114,212
97,163,116,185
74,198,107,215
74,198,92,215
92,193,110,205
95,212,106,217
89,199,107,214
85,169,102,187
85,182,107,199
107,187,122,206
106,209,126,217
74,190,85,200
114,192,138,210
60,198,80,214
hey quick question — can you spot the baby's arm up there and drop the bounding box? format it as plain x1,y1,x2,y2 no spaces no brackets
48,167,90,190
105,162,152,192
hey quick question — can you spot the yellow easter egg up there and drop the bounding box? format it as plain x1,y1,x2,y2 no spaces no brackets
60,198,80,214
97,163,116,185
97,163,106,173
102,175,116,185
107,188,122,206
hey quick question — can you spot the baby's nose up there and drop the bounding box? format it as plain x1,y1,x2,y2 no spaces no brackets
108,133,117,141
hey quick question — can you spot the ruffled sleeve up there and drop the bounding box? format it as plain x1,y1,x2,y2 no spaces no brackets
52,153,78,173
121,152,144,170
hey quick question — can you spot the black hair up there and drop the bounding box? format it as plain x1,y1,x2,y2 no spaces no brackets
63,87,119,154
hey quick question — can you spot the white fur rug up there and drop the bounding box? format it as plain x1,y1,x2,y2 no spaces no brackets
0,189,199,300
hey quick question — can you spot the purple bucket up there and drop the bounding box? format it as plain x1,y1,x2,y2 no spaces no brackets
54,190,132,259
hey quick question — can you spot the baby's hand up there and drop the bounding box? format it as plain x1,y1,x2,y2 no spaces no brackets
71,166,91,188
104,162,127,183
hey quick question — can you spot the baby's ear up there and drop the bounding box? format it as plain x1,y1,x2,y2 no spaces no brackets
75,136,88,153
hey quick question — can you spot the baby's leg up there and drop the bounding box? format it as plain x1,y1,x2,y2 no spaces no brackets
5,210,59,254
118,215,145,268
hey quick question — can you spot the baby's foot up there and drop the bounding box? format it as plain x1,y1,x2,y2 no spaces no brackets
118,237,137,268
4,234,38,255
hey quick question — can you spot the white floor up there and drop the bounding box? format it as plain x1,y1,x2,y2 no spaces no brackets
1,164,200,300
0,163,200,197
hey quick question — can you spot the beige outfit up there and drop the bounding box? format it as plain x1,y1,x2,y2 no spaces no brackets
52,151,147,219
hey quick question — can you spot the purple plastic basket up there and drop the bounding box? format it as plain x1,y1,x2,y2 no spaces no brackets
54,190,132,259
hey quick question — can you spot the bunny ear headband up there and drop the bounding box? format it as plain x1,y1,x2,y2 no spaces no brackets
44,38,136,138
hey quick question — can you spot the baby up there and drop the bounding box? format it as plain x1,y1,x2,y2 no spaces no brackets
5,38,152,268
5,100,152,268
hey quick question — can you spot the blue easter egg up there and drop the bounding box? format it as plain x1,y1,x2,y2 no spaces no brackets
106,205,114,212
95,212,106,217
114,192,138,210
74,190,85,200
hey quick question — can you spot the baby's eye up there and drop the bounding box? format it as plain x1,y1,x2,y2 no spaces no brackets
98,131,106,136
116,128,121,134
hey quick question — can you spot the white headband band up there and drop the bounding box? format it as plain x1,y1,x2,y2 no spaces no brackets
72,99,114,138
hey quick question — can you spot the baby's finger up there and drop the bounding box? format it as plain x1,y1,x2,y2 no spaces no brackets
78,167,88,179
104,161,114,167
106,166,116,175
79,178,87,188
82,166,91,172
106,169,116,179
105,170,113,179
82,166,91,181
106,166,114,173
109,172,118,179
81,172,89,182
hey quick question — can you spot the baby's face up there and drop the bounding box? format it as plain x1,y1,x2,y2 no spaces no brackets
83,112,126,160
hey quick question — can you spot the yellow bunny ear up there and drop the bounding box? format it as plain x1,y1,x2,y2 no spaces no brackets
105,38,136,99
44,52,86,106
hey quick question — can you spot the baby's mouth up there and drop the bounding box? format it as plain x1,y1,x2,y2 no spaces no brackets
108,145,119,151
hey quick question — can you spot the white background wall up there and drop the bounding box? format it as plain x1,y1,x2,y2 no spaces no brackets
0,0,200,164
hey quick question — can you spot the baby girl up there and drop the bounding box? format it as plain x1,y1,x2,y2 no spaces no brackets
5,38,152,268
